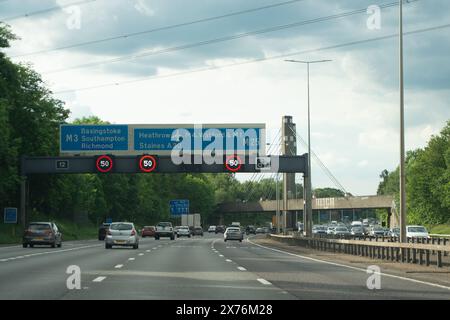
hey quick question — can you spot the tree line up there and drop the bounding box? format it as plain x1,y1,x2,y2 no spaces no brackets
377,121,450,225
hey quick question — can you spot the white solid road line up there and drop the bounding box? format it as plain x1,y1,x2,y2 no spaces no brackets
257,278,272,285
237,266,247,271
93,276,106,282
0,244,101,263
114,264,123,269
248,239,450,291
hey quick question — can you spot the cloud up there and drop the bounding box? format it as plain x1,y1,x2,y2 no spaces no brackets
1,0,449,195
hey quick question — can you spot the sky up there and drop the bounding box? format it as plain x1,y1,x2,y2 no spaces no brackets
1,0,449,196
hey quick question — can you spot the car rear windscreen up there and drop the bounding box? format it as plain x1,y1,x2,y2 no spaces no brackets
158,222,171,227
110,223,133,230
29,224,51,231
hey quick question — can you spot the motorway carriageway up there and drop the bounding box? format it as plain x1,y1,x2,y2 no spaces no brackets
0,234,449,299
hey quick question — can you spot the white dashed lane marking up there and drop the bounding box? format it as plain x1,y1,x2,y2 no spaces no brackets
114,264,123,269
128,258,135,261
237,267,247,271
257,278,272,285
93,276,106,282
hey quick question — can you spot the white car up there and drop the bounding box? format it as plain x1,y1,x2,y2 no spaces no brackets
208,225,216,233
224,227,243,242
326,226,336,235
105,222,139,249
177,226,191,238
406,225,430,238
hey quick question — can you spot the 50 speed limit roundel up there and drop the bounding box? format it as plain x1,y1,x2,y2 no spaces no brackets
225,154,242,172
139,155,157,173
96,155,113,173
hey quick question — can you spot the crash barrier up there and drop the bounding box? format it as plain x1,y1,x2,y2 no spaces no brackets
269,234,449,268
311,233,449,249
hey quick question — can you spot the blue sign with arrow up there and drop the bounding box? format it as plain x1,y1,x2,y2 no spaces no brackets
170,200,189,216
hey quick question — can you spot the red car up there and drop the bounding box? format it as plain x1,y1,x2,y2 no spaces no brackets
141,226,155,238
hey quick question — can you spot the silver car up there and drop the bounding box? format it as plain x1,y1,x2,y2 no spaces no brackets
177,226,191,238
105,222,139,249
224,227,243,242
334,226,351,237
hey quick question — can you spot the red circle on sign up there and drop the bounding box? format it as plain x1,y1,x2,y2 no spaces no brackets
139,155,157,173
96,155,113,173
225,154,242,172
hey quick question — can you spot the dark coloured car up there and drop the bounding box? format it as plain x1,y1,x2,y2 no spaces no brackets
192,227,204,236
215,225,225,234
141,226,155,238
245,225,256,235
23,222,62,248
98,223,111,240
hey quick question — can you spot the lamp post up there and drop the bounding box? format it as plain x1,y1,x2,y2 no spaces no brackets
399,0,407,243
285,59,332,237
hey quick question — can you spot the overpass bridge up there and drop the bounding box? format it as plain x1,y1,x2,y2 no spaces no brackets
218,195,396,226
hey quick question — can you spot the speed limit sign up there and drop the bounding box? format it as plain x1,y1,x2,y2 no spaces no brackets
138,155,157,173
95,155,114,173
225,154,243,172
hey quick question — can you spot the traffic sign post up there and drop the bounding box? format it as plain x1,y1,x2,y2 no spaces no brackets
225,155,242,172
138,155,157,173
170,200,190,216
95,155,114,173
4,207,18,224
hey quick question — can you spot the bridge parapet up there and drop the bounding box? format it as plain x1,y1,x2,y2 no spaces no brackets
219,195,394,213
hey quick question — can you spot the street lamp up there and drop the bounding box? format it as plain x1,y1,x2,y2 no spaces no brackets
399,0,407,243
285,59,332,237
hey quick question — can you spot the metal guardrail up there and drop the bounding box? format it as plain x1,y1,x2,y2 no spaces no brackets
308,233,450,246
269,234,449,268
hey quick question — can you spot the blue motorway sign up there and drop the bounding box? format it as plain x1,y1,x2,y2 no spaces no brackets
170,200,189,216
60,125,128,153
105,217,113,224
4,207,17,224
134,128,261,152
60,124,264,155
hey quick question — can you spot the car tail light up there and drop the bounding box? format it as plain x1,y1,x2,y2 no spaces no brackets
131,229,136,236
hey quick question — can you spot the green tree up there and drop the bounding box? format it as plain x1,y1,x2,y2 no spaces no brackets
313,187,345,198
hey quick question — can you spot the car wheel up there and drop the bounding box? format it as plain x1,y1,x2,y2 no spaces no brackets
105,244,111,249
239,239,242,242
57,243,62,248
22,243,28,248
188,235,191,238
133,244,138,249
29,244,34,248
171,236,175,240
51,242,56,248
155,236,160,240
224,239,227,242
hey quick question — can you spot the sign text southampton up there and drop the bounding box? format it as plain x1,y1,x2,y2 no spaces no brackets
60,124,265,156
